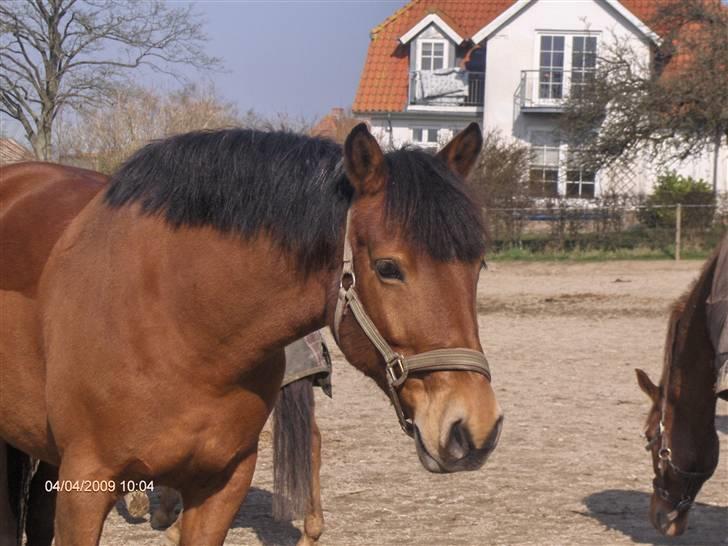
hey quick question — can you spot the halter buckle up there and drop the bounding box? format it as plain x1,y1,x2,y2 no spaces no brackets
386,355,407,388
658,447,672,461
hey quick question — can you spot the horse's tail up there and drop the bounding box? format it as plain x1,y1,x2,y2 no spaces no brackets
272,377,314,520
2,443,32,546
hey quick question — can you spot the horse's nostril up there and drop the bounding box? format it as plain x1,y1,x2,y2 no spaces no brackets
445,419,472,461
655,510,670,534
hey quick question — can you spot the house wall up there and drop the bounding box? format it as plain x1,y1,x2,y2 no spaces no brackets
481,0,728,194
483,0,651,136
367,115,475,150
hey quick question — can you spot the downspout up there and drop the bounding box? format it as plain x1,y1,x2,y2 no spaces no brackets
712,128,722,195
387,112,393,148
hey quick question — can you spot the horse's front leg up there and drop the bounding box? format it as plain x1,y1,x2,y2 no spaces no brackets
178,450,257,546
0,441,18,546
298,415,324,546
53,451,117,546
27,461,57,546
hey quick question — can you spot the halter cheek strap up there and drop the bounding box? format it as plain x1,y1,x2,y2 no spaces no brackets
646,339,715,522
332,210,492,437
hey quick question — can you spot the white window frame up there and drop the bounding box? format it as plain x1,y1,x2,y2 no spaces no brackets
528,129,562,198
416,38,448,71
527,129,601,199
411,127,440,147
532,31,600,105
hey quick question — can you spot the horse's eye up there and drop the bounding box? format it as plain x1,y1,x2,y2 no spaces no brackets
375,259,404,281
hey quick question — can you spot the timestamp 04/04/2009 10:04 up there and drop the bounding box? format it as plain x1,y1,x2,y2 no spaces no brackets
44,480,154,493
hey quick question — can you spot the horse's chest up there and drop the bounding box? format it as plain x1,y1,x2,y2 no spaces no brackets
143,394,269,480
187,421,259,474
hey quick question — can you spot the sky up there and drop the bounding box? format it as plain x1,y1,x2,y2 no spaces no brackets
193,1,407,120
0,1,408,142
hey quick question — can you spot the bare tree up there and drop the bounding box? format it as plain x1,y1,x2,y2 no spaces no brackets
469,128,531,208
56,83,239,173
1,0,220,159
562,0,728,192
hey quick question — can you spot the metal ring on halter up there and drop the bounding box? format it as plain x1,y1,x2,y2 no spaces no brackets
386,355,407,388
340,271,355,290
658,447,672,460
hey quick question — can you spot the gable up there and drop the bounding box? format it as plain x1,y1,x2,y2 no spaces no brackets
353,0,662,114
471,0,660,44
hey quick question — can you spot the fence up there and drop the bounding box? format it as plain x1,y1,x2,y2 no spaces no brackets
484,202,728,259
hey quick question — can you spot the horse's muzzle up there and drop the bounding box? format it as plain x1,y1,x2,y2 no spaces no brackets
414,415,503,473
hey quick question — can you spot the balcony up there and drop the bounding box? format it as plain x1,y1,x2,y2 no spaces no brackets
516,69,594,112
409,69,484,108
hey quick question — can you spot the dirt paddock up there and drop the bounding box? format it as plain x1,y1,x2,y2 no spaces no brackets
100,260,727,546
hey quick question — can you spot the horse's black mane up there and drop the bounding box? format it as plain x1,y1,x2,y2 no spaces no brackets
664,248,719,378
105,128,485,273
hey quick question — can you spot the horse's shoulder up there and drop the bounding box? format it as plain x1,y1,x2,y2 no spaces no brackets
0,162,107,295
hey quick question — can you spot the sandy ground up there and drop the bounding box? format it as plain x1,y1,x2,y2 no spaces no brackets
99,260,727,546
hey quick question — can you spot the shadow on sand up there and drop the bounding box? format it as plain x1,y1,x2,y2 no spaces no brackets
715,414,728,434
114,486,301,545
583,489,727,545
230,487,302,546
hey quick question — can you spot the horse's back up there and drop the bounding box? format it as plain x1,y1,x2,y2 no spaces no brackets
0,162,106,295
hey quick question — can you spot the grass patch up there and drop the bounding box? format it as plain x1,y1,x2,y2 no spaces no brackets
488,246,712,262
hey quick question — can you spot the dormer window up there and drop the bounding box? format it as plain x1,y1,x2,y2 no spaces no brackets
418,39,446,70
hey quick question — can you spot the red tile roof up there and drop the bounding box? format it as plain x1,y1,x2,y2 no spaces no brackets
352,0,661,113
310,107,360,143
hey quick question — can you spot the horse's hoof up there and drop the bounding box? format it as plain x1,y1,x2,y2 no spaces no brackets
150,509,177,530
125,491,150,518
296,535,316,546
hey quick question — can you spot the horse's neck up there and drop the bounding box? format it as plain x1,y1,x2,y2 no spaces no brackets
669,298,718,437
153,222,333,363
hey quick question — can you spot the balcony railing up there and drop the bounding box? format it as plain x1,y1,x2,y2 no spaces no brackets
516,69,595,111
409,70,484,107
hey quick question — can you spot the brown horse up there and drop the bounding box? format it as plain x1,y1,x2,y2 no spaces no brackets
2,162,327,546
0,123,501,545
0,164,327,546
635,237,726,536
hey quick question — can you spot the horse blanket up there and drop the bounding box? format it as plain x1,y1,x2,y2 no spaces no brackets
707,234,728,400
283,330,332,397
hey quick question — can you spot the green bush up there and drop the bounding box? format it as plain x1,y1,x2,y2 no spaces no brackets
638,171,715,229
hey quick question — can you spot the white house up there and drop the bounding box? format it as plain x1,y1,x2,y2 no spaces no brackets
352,0,728,197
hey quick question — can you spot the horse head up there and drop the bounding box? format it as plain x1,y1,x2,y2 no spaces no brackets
332,123,502,473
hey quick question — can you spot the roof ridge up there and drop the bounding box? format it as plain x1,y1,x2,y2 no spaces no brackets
370,0,424,39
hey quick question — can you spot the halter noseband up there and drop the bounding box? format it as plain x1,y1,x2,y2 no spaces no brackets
332,210,492,437
645,357,715,522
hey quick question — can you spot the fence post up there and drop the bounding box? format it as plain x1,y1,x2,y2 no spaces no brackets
675,203,682,261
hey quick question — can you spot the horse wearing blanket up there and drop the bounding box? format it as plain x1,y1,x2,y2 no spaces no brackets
636,234,727,537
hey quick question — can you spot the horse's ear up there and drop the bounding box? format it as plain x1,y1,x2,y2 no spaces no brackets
344,123,386,196
635,369,659,402
437,122,483,178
